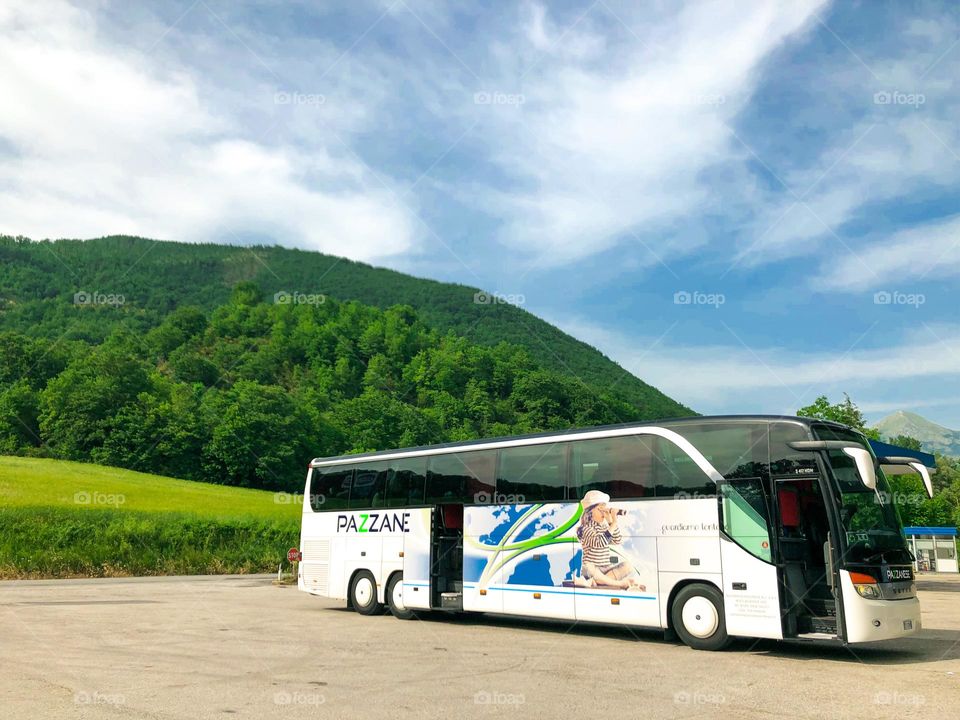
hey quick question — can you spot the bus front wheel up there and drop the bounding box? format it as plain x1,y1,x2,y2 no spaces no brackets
386,573,418,620
671,584,731,651
349,570,383,616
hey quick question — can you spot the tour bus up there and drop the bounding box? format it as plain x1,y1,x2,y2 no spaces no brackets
296,416,933,650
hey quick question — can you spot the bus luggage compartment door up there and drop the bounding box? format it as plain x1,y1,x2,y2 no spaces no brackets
401,507,433,610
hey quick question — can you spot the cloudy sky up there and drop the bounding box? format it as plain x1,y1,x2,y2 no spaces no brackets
3,1,960,427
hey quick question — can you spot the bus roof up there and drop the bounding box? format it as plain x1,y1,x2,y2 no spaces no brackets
309,414,851,467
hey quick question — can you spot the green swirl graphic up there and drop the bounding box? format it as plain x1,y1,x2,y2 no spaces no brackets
468,504,583,587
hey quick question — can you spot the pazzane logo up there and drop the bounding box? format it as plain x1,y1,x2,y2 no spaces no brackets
884,567,913,582
336,512,411,533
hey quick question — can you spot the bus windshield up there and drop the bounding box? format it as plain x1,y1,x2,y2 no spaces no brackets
813,425,912,565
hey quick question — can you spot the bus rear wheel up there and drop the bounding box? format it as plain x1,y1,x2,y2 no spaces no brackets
349,571,383,616
671,584,731,651
386,573,418,620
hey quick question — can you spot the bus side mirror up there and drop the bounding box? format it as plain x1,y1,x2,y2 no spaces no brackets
909,462,934,499
878,456,935,499
843,447,877,490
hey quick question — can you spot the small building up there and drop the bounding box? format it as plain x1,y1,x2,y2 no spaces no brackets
903,527,958,573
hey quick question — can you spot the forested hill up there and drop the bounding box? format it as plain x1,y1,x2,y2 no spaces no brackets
0,234,692,419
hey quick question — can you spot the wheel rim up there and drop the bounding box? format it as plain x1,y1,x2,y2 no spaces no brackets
681,596,719,639
354,577,374,607
391,580,405,611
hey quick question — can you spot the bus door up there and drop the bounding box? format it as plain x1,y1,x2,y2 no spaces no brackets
431,504,464,611
717,478,783,639
773,476,840,638
401,507,433,611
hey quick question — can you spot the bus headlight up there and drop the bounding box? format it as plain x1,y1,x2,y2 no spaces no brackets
850,571,880,599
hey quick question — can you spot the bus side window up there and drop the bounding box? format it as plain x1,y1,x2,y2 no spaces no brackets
497,443,566,502
311,467,353,511
426,450,496,504
349,463,386,509
571,435,654,501
386,457,427,507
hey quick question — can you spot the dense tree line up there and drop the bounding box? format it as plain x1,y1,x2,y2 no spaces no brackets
0,283,640,491
0,234,693,419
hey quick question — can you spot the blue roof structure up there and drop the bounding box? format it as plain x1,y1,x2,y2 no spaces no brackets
903,527,958,536
869,439,936,469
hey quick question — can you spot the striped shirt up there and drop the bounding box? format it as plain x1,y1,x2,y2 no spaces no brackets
580,521,622,567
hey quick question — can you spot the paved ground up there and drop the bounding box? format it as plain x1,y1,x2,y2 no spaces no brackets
1,574,958,719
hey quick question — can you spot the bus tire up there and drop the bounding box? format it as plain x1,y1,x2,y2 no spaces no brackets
349,570,383,616
386,573,418,620
671,584,731,651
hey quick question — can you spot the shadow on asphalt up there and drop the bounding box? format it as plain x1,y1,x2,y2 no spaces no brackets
325,606,960,665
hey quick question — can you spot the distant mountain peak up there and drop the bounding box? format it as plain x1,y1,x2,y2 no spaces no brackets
873,410,960,457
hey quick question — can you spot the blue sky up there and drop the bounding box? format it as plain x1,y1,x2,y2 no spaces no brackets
2,1,960,428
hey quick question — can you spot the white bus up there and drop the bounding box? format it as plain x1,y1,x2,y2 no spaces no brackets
297,416,931,650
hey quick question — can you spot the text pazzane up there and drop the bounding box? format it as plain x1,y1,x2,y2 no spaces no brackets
336,512,410,533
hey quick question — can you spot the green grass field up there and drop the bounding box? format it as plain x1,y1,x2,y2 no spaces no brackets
0,457,301,578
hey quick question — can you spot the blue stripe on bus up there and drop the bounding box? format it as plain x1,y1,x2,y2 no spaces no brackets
402,582,430,587
461,583,654,601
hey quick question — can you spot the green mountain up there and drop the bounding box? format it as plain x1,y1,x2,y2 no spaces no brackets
873,410,960,457
0,234,692,419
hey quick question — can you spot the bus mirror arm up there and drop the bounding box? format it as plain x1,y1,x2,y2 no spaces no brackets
878,456,935,499
787,441,877,491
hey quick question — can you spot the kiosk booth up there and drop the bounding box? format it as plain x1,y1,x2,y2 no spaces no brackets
904,527,959,573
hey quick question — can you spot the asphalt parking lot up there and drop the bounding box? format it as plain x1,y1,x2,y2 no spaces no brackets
2,574,958,719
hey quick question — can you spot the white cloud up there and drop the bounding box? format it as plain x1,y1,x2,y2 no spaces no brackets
0,1,415,261
549,315,960,419
473,0,828,265
816,213,960,291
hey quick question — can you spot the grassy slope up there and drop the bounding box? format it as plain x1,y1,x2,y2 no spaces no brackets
0,235,694,419
0,457,300,578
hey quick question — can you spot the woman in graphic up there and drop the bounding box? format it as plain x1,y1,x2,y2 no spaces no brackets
576,490,645,590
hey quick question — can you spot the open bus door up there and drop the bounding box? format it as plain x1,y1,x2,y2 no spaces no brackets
401,507,433,611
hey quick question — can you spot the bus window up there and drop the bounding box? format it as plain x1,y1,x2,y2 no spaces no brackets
497,443,566,502
349,463,385,509
654,437,717,498
571,435,655,500
426,450,496,504
385,457,427,507
311,466,353,511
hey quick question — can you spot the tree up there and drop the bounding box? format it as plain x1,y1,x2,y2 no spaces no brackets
796,394,879,439
38,345,153,459
201,381,318,490
888,434,923,451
